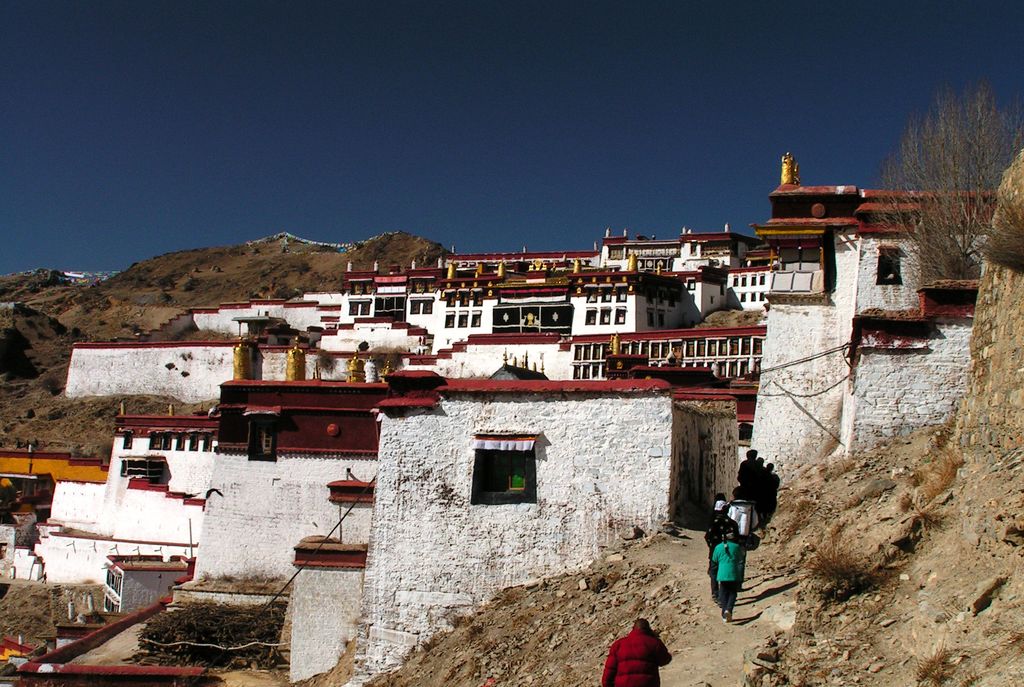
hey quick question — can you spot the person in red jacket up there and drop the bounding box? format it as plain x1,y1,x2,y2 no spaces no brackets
601,618,672,687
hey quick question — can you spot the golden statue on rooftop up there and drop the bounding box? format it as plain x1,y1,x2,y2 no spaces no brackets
781,152,800,186
610,332,621,355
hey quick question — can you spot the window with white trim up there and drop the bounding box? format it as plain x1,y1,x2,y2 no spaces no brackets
470,435,538,505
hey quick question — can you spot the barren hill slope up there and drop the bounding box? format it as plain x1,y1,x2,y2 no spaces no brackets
0,231,445,454
0,231,446,342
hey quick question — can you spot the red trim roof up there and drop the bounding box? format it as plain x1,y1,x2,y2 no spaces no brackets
437,379,671,393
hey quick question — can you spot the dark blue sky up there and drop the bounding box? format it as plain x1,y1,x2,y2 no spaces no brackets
2,1,1023,273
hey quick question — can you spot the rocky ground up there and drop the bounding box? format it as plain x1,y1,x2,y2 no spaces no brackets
287,424,1020,687
364,530,795,687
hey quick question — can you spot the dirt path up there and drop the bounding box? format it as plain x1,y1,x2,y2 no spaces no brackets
646,530,796,686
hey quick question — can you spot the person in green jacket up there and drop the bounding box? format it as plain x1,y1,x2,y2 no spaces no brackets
711,531,746,622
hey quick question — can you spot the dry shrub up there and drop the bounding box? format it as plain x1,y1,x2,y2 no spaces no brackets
807,533,883,601
986,154,1024,271
915,449,964,503
915,646,956,686
911,501,946,532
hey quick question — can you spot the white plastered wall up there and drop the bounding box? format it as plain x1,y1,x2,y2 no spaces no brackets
840,318,973,452
752,230,859,473
351,390,674,680
290,567,365,682
194,453,376,580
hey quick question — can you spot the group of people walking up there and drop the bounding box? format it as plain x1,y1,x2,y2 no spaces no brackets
704,449,779,623
599,449,780,686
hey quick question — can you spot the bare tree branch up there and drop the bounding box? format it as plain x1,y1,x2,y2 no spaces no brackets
879,82,1024,281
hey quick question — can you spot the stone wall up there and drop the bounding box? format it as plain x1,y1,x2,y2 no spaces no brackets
35,529,193,584
66,343,235,402
842,317,974,452
957,264,1024,452
854,235,922,313
289,566,364,682
352,390,675,681
194,453,375,579
671,400,739,510
752,230,859,472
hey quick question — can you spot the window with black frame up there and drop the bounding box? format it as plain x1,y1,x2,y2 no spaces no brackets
248,419,277,462
877,248,902,285
470,435,538,505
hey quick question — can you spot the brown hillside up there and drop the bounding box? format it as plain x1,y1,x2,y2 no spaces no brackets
0,231,446,342
0,231,444,454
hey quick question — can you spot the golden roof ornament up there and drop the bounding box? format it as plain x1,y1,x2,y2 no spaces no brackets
381,358,393,377
446,263,456,279
497,261,506,278
168,404,175,416
233,337,254,380
781,152,800,186
626,253,638,271
572,258,582,274
286,337,306,381
610,332,621,355
475,263,484,277
502,349,509,364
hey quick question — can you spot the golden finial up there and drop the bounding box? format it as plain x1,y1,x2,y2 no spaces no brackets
781,152,800,186
523,351,529,368
168,404,175,416
626,253,638,271
610,333,621,355
446,263,456,279
497,261,506,278
656,264,662,275
572,258,582,274
512,355,518,367
381,358,393,376
475,263,484,277
119,401,126,416
503,349,509,364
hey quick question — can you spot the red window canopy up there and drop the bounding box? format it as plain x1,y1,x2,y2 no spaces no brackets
472,434,537,451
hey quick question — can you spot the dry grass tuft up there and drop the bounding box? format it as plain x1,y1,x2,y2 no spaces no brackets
914,449,964,504
807,533,883,601
911,501,947,532
986,174,1024,271
915,647,956,686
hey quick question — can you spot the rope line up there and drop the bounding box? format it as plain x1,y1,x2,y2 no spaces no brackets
261,474,377,610
760,373,852,398
757,341,851,372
